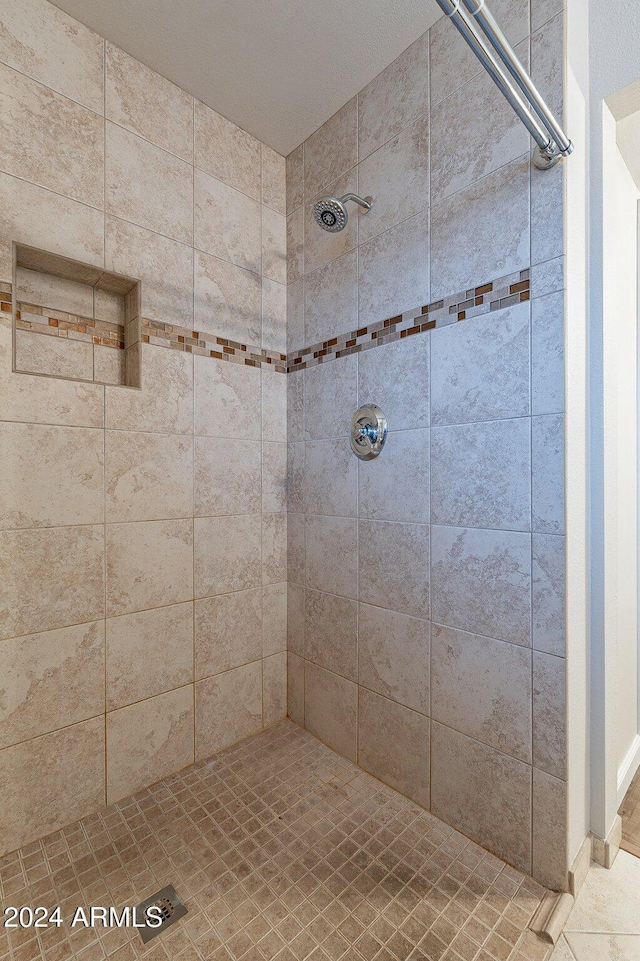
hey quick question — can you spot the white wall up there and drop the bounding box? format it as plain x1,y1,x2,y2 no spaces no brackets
602,114,640,804
584,0,640,844
565,0,590,865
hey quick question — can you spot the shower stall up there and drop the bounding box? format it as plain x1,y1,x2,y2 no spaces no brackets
0,0,576,957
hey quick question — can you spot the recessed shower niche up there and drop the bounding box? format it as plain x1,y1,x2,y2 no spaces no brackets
11,244,142,388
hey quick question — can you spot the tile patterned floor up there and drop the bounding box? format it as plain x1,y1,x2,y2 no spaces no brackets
0,721,551,961
551,849,640,961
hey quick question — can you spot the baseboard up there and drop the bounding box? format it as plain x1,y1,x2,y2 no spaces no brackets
618,733,640,806
592,814,623,868
530,891,575,944
568,834,592,898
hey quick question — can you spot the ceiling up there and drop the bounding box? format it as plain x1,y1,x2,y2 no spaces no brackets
50,0,443,156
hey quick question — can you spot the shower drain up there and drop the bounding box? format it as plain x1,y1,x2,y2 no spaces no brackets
134,884,188,943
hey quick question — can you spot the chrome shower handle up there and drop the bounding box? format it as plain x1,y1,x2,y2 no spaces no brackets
350,404,387,460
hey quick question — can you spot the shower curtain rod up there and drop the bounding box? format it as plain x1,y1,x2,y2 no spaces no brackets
435,0,573,169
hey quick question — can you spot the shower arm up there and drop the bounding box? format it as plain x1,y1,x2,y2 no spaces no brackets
340,194,373,211
434,0,573,169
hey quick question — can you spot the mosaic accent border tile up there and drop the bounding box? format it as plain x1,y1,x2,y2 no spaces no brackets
14,302,125,349
142,318,288,374
2,267,530,378
287,269,530,373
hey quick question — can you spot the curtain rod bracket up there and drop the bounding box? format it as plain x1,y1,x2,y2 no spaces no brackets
532,139,574,171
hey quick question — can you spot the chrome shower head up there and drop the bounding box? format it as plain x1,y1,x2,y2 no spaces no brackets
312,193,373,232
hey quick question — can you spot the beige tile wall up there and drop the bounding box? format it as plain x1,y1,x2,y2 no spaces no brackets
286,0,567,892
0,0,287,855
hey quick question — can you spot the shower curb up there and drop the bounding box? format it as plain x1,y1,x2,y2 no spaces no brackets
530,891,575,944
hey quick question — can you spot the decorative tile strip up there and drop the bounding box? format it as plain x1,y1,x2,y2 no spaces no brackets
14,301,125,349
285,268,530,373
141,318,288,373
2,268,530,377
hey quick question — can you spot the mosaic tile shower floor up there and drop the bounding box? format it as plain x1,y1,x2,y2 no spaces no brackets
0,722,551,961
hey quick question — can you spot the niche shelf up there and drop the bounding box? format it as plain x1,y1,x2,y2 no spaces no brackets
12,243,142,389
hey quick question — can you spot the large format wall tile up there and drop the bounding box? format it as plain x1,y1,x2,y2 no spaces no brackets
532,291,564,415
195,589,263,679
288,441,305,514
431,525,531,646
0,423,103,529
287,513,305,586
358,118,429,245
195,249,261,345
358,688,430,807
195,438,261,516
430,157,529,300
358,32,429,161
0,621,104,748
262,279,287,354
431,419,531,531
304,589,358,681
262,512,287,585
430,41,529,204
305,515,357,599
0,0,104,112
532,414,565,534
194,169,261,273
304,97,357,199
263,652,287,726
0,718,104,856
106,519,193,615
195,514,262,597
263,443,288,513
304,661,357,762
0,525,104,639
15,329,93,381
263,583,287,657
430,0,529,106
194,356,261,439
287,279,304,355
106,603,193,710
358,336,430,430
358,604,430,715
358,429,430,524
304,251,358,346
106,43,193,161
304,439,357,517
287,582,304,655
532,769,568,890
286,143,304,215
262,206,287,286
0,62,103,208
0,172,104,278
0,324,104,428
194,100,261,200
431,722,532,873
106,343,193,434
107,686,194,803
262,145,286,215
304,354,357,440
358,210,430,326
359,520,430,619
195,662,263,759
430,302,530,425
533,651,566,779
105,122,193,244
431,625,532,762
105,216,194,327
106,431,193,522
262,370,287,442
533,534,565,657
287,653,305,725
